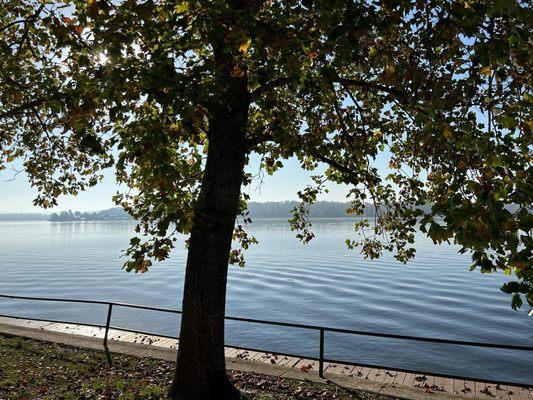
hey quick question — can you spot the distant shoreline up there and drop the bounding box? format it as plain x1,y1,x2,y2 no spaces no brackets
0,202,368,222
0,202,433,222
0,216,368,223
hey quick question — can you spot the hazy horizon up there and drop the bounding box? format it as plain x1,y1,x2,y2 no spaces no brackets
0,200,356,215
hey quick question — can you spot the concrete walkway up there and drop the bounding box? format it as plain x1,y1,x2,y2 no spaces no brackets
0,316,531,400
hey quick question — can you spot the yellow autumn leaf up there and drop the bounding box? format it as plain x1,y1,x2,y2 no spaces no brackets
443,124,453,139
175,2,190,13
480,66,491,76
384,65,395,77
239,40,251,53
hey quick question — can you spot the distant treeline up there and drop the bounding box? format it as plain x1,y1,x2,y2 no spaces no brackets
245,201,374,218
1,202,433,222
49,208,131,221
47,203,364,221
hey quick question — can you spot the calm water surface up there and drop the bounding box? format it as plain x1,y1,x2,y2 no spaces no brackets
0,220,531,384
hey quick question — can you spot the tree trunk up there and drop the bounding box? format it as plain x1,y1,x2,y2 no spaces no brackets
168,51,249,399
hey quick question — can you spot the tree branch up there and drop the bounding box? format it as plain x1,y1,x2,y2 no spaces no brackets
0,19,27,33
309,148,381,188
335,78,405,98
0,88,69,120
250,74,405,100
1,4,45,33
247,130,274,147
250,77,295,99
0,98,46,120
310,150,356,177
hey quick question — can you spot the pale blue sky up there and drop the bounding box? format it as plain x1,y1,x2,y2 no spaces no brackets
1,152,393,213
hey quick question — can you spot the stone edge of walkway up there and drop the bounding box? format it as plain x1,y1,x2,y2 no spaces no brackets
0,322,483,400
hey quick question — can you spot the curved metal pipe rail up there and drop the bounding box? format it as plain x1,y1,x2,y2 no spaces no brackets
0,293,531,388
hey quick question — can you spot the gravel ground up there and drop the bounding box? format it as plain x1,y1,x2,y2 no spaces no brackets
0,335,397,400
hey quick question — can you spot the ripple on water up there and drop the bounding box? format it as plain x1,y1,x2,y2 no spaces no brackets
0,219,531,384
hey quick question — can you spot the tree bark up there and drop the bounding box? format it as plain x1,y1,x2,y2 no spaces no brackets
168,46,250,400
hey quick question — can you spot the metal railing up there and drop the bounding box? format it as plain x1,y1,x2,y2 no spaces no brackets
0,293,532,388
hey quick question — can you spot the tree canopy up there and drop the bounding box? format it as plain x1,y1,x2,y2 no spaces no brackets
1,0,531,309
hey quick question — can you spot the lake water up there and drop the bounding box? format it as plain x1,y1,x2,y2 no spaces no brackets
0,219,531,384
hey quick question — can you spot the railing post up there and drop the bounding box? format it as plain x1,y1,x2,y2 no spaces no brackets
103,303,113,366
319,328,324,378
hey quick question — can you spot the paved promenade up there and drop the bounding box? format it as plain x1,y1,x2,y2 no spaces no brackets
0,316,531,400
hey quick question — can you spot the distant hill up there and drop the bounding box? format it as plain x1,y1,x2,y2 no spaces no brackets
1,202,432,222
245,201,373,218
49,208,131,221
47,203,361,221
